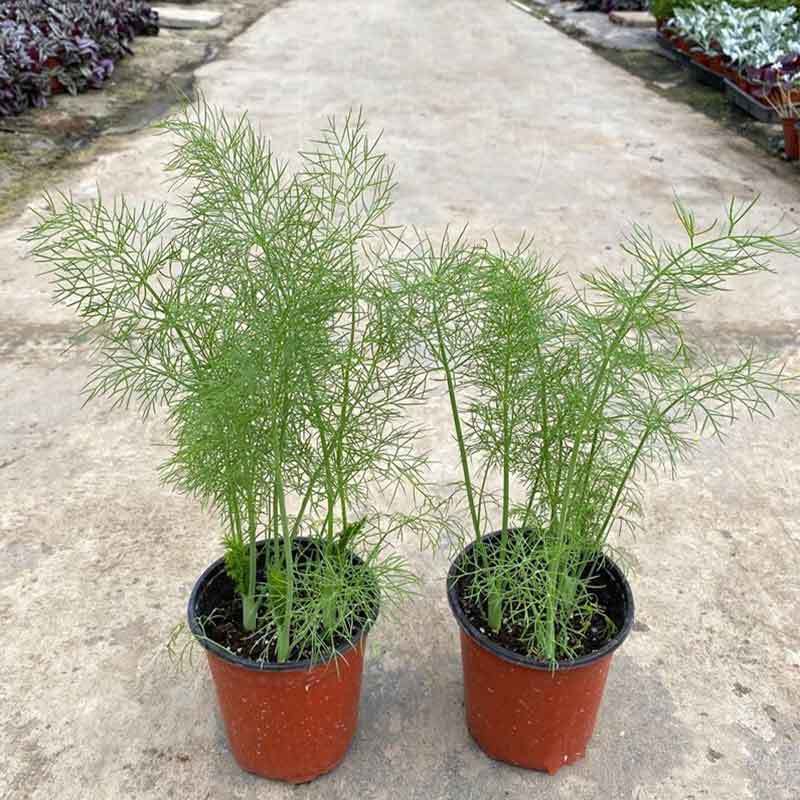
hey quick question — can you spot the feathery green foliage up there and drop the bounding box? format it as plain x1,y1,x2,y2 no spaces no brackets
392,199,800,664
23,102,437,664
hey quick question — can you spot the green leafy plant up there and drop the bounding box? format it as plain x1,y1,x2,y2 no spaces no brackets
23,103,438,664
393,200,799,664
670,1,800,67
653,0,800,23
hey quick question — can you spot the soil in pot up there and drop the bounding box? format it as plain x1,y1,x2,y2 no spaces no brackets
189,540,378,783
196,539,374,663
447,532,634,775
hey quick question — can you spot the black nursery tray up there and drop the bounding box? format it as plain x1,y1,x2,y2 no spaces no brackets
656,32,690,66
688,60,725,92
723,79,779,123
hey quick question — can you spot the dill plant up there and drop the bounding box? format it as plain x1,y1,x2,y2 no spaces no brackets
23,103,436,664
393,201,800,664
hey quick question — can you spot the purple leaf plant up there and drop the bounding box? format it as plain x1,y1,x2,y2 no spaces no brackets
0,1,158,117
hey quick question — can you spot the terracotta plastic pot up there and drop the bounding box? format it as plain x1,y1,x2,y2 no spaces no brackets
738,76,758,96
188,547,374,783
447,534,634,775
782,118,799,161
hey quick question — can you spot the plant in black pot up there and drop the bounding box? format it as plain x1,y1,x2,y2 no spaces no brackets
392,202,799,774
23,104,437,783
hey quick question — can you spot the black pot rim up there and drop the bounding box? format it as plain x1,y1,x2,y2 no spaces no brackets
187,538,377,673
446,531,634,672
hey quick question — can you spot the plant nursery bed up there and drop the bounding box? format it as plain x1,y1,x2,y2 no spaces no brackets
724,79,779,124
0,1,159,118
0,0,286,224
654,33,779,125
509,2,797,168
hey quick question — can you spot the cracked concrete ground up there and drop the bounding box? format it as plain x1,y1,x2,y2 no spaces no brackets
2,1,799,798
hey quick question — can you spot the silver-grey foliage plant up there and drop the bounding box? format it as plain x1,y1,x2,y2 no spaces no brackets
24,103,438,664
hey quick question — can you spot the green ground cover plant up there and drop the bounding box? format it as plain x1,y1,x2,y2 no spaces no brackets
23,103,438,665
393,201,799,664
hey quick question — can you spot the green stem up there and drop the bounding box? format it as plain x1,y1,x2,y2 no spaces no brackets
272,484,281,569
331,271,359,536
488,333,513,634
242,482,259,632
519,458,544,529
474,458,492,531
269,336,294,662
432,304,481,543
275,474,294,663
302,365,338,541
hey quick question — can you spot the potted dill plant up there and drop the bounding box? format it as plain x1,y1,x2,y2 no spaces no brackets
23,104,435,783
393,202,799,774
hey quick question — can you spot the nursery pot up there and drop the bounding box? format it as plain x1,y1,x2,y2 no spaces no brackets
737,75,757,95
447,533,634,775
188,542,376,783
706,55,724,75
782,118,799,161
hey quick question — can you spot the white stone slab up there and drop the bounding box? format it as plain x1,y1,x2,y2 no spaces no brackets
153,6,223,29
609,10,657,28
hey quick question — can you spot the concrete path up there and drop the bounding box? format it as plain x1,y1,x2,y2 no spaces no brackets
2,2,799,798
